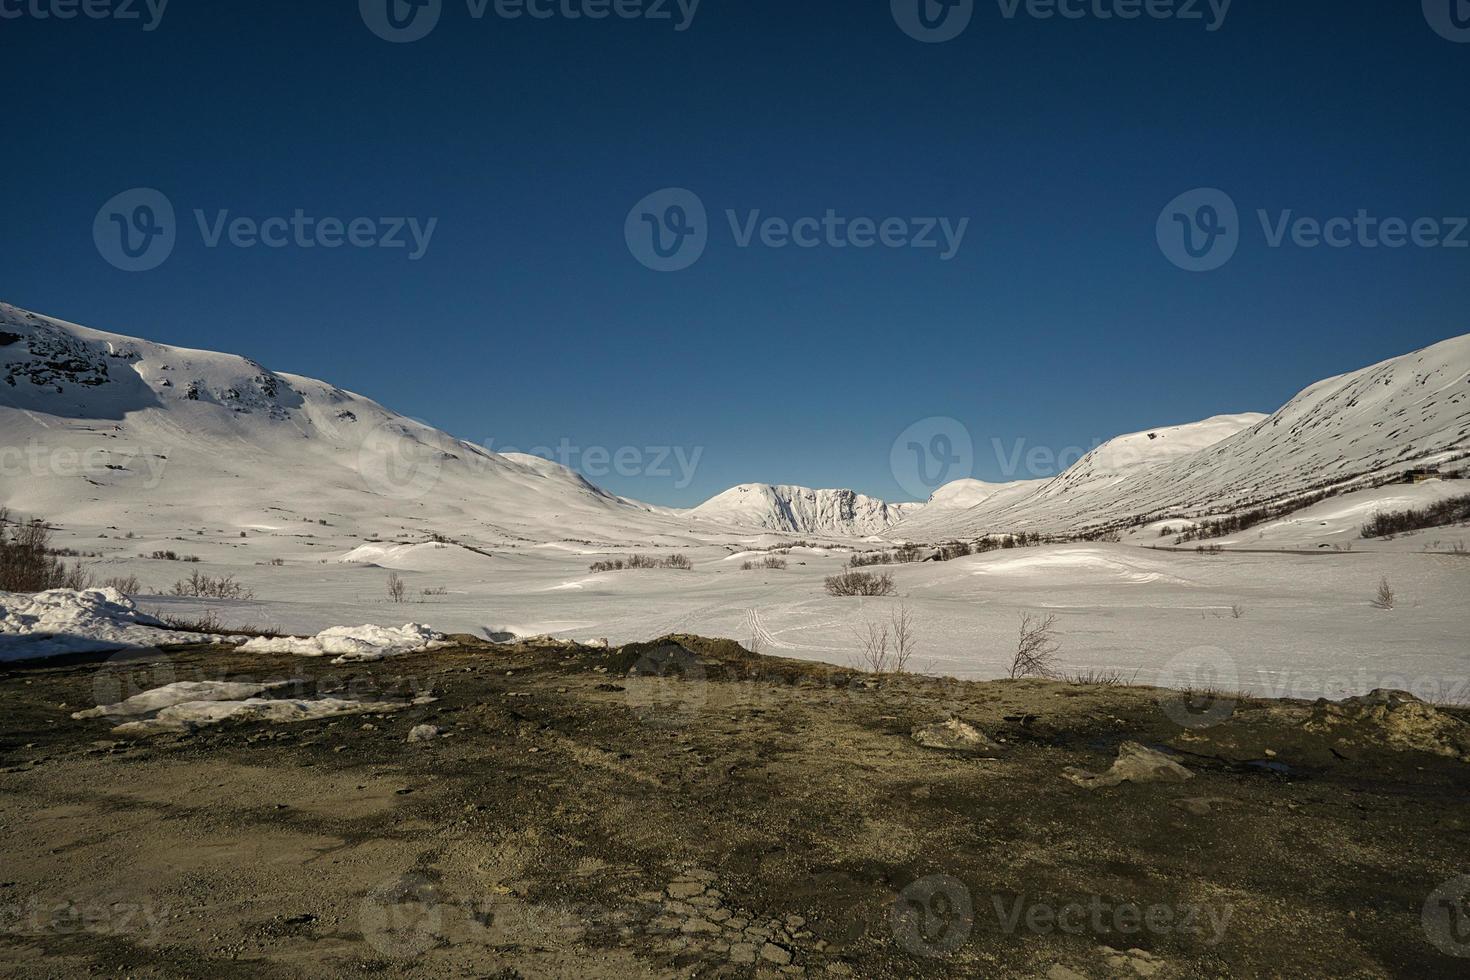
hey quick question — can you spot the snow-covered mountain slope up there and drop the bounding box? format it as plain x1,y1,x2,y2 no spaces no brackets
914,337,1470,539
888,478,1036,538
0,303,722,546
688,484,919,536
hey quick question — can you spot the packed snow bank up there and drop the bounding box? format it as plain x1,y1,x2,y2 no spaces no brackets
0,588,222,661
240,623,449,663
73,680,286,719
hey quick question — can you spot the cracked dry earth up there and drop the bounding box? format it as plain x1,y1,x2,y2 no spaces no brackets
2,635,1469,978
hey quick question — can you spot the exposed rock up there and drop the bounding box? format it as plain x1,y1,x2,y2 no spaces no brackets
407,724,443,743
1305,689,1470,761
911,717,997,756
1064,741,1193,789
760,942,794,965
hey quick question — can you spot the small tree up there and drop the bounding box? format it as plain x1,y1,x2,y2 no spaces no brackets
1009,613,1061,679
0,509,91,592
1371,577,1396,610
387,571,407,603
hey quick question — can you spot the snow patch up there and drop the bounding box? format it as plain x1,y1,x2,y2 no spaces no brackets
239,623,449,663
0,588,224,661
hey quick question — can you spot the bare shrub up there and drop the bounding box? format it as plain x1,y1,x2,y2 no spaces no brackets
0,509,92,592
761,556,787,570
853,620,891,674
852,603,920,675
590,554,692,573
1009,613,1061,679
1230,604,1246,619
101,574,143,595
387,571,407,603
169,571,254,600
158,609,223,633
1067,667,1133,686
1371,577,1396,610
825,571,896,597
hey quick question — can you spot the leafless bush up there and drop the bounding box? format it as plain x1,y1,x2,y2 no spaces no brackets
0,510,92,592
169,571,254,600
825,571,896,597
761,556,787,570
387,571,407,603
1371,577,1396,610
1009,613,1061,679
589,554,692,573
851,604,919,675
158,609,223,633
1067,667,1133,686
101,574,143,595
1230,604,1246,619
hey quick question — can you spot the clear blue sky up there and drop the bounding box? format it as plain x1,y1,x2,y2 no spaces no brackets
4,1,1467,505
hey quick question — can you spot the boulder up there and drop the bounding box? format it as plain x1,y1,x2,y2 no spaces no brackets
911,718,997,756
1064,741,1193,789
1305,689,1470,761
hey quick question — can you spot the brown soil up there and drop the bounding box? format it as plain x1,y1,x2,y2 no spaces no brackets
2,636,1468,978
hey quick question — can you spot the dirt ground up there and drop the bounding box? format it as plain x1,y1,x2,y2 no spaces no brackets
2,635,1468,978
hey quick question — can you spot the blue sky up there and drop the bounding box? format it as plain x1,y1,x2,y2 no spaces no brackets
4,1,1467,505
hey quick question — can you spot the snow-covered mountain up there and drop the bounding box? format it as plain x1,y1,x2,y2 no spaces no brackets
905,337,1470,539
689,484,919,536
5,302,1466,548
0,303,702,546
